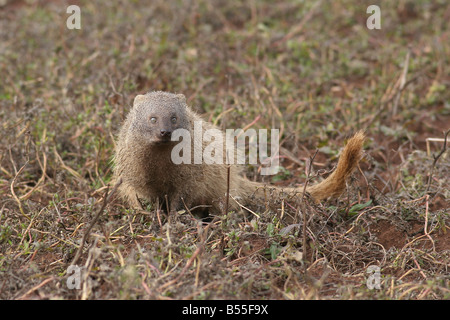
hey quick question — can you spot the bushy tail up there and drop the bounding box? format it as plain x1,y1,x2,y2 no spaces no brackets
236,131,365,209
306,130,365,201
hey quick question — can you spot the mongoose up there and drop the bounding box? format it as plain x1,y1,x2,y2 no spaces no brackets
113,91,365,216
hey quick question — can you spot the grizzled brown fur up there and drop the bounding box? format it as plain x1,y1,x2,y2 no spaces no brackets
113,91,365,215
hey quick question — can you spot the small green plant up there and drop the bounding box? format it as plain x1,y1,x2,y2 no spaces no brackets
348,200,373,217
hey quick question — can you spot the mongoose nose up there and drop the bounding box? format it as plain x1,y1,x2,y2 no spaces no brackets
160,129,172,137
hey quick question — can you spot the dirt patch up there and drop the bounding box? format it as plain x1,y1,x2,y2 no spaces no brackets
370,219,449,252
371,220,407,250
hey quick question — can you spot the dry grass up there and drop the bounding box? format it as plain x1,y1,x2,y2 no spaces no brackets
0,0,449,300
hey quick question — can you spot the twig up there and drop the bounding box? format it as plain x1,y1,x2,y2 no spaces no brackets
165,194,170,213
423,195,435,252
425,129,449,194
158,216,219,292
17,277,55,300
17,207,46,250
413,257,428,280
20,141,47,201
70,179,121,266
362,69,425,129
300,149,318,266
426,137,445,157
301,149,319,201
357,163,370,201
392,48,410,116
10,160,31,221
180,197,193,216
53,147,84,181
237,115,261,137
344,205,392,235
224,165,231,215
229,194,260,218
156,197,163,230
272,0,322,47
159,244,204,292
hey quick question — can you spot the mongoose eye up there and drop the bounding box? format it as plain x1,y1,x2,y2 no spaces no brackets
150,117,157,124
171,117,177,124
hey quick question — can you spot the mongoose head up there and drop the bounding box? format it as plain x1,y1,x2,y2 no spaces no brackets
127,91,191,145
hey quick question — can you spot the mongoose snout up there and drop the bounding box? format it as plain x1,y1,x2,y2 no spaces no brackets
160,129,172,138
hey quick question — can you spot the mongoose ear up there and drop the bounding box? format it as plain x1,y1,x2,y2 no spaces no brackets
176,94,186,105
133,94,146,106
